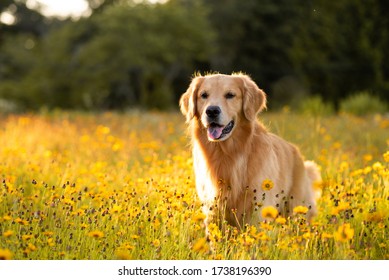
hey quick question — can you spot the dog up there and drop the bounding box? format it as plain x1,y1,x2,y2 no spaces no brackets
180,73,321,231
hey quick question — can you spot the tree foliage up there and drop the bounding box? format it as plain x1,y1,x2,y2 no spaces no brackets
0,0,215,110
0,0,388,111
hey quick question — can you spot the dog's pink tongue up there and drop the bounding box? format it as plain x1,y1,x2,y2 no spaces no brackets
208,126,223,140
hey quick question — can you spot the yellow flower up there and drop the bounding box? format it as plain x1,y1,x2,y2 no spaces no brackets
302,232,311,239
261,206,278,220
110,204,122,214
207,223,222,242
22,234,33,241
15,217,29,226
338,161,349,172
47,238,55,247
260,222,274,231
261,179,274,191
3,230,14,238
152,239,160,247
383,151,389,163
0,248,13,260
363,154,373,163
192,238,209,253
96,125,110,135
321,232,333,240
334,223,354,242
210,254,223,260
2,215,12,221
28,243,37,251
275,217,286,225
116,249,132,260
192,212,206,222
372,161,383,171
87,230,104,238
331,201,350,215
293,205,308,215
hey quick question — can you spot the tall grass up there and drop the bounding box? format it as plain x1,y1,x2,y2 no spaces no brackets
0,111,388,260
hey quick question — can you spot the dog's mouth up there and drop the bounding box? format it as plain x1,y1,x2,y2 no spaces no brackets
207,120,235,141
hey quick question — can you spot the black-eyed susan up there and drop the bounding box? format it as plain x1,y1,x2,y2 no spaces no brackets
2,215,12,222
47,238,55,247
27,243,37,251
192,237,209,254
87,230,104,238
192,212,206,222
261,206,278,220
207,223,222,242
131,234,140,240
0,248,13,260
22,234,33,241
110,204,122,214
334,223,354,242
15,217,29,226
331,201,350,215
152,239,160,247
261,179,274,191
3,230,14,238
293,205,308,215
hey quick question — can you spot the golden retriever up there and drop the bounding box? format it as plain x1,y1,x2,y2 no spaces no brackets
180,73,321,230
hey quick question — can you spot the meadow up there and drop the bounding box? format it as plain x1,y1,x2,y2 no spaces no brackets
0,110,388,260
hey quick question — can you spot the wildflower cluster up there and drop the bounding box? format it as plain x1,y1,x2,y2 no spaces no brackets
0,112,388,259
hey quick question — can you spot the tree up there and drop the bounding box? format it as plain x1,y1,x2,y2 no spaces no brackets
0,0,215,110
289,0,389,105
206,0,389,107
207,0,308,107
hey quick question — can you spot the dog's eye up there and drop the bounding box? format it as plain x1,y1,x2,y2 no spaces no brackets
200,92,209,99
225,92,235,99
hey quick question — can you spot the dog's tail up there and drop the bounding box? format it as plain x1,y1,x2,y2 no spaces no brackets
304,160,322,200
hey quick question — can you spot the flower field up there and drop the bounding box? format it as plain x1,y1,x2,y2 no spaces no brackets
0,111,388,260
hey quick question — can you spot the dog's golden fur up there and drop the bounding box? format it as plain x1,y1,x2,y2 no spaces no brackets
180,73,320,229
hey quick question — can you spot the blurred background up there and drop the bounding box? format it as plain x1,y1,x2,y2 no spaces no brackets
0,0,388,113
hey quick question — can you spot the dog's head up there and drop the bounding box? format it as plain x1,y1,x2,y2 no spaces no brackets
180,73,267,142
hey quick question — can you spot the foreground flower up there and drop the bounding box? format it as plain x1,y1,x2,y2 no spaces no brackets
192,238,209,253
293,206,308,215
261,206,278,219
261,179,274,191
334,223,354,242
207,223,222,242
0,248,13,260
116,249,132,260
192,213,206,222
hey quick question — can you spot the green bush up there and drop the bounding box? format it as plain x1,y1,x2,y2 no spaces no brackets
298,95,334,117
340,92,388,116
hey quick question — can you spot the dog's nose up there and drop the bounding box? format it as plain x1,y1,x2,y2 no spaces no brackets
206,106,221,119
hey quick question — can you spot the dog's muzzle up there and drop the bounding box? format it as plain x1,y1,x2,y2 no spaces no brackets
207,120,235,140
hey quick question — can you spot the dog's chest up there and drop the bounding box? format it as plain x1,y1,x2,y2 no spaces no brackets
195,146,249,200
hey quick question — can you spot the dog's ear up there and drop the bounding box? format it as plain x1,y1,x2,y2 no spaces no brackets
240,75,267,121
180,76,204,122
